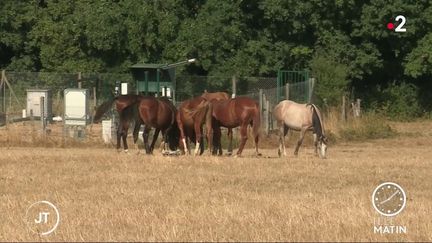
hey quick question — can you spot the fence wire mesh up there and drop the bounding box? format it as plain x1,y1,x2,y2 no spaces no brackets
0,71,314,135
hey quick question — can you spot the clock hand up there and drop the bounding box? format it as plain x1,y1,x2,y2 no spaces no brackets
380,191,399,205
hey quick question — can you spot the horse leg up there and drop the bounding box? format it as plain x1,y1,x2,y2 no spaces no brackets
151,128,160,154
278,123,288,157
143,126,151,154
313,133,318,156
159,130,167,153
294,128,307,156
180,129,189,155
116,122,122,152
212,124,222,155
132,120,142,151
193,121,202,156
235,123,248,157
227,128,233,156
121,122,129,152
205,117,213,155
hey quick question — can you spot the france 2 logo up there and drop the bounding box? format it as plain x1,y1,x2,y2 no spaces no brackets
387,15,406,32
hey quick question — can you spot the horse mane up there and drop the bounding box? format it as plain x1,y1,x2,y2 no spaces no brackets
309,104,325,138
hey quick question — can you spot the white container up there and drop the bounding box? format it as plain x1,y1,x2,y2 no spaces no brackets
102,120,114,144
26,89,52,120
121,83,128,95
64,88,89,126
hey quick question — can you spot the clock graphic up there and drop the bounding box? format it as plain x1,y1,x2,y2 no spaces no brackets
372,182,406,217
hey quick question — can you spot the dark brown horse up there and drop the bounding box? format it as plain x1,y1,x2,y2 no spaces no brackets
133,96,179,154
176,91,230,155
211,97,261,157
94,94,143,151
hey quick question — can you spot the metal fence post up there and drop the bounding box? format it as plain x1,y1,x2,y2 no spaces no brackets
259,89,263,123
232,75,237,98
77,72,82,88
265,99,270,135
285,83,290,100
40,96,46,132
341,95,347,122
308,78,315,103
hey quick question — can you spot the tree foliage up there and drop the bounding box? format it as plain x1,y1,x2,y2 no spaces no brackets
0,0,431,114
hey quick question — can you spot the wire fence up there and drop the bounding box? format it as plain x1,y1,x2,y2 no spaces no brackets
0,70,314,137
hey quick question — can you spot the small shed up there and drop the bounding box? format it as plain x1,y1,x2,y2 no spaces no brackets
130,63,176,98
26,89,52,120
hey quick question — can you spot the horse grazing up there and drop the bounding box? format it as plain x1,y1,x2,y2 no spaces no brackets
202,91,235,154
93,94,143,152
211,97,261,157
176,96,212,155
273,100,328,159
176,91,230,156
132,96,179,154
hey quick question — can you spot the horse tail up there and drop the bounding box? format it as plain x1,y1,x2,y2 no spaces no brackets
93,97,117,123
310,104,325,138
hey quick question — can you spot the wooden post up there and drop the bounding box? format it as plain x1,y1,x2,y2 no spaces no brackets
231,75,237,98
77,72,82,89
285,83,290,100
93,86,97,108
259,89,263,122
356,99,361,117
40,96,46,132
341,95,347,122
265,99,270,135
2,72,5,113
308,78,315,102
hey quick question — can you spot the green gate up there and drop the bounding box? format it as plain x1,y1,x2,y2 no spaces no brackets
277,70,312,103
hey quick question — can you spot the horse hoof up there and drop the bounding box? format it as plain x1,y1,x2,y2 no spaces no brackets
124,149,129,153
256,153,262,157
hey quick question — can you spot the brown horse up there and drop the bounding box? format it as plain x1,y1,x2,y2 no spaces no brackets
133,96,179,154
176,96,212,155
273,100,328,158
211,97,261,156
176,91,231,155
94,94,143,151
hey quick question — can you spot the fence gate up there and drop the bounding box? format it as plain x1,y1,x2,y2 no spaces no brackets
277,70,313,103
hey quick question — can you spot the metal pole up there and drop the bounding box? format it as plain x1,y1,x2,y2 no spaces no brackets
259,89,263,123
285,83,290,100
265,99,270,135
156,68,160,97
40,96,46,132
232,75,237,98
2,74,5,113
341,95,346,122
93,86,97,108
276,71,280,102
145,71,149,95
308,77,315,103
78,72,82,89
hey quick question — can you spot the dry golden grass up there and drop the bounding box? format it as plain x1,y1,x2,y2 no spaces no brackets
0,121,432,241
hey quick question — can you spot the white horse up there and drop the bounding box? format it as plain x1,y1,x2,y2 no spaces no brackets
273,100,328,158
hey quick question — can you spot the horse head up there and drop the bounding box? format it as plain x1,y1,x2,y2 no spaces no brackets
318,135,328,159
167,121,180,151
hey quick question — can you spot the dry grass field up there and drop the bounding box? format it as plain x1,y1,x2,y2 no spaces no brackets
1,120,432,241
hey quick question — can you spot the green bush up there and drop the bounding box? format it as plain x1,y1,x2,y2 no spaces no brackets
338,113,397,141
379,82,421,120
